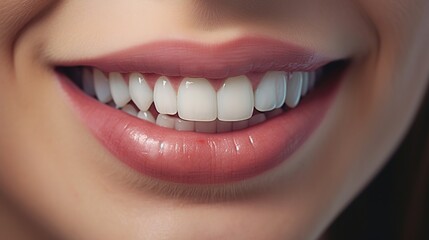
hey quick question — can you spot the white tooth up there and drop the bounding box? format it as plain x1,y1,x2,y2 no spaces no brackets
255,72,277,112
129,73,153,111
93,69,112,103
249,114,266,127
154,77,177,115
156,114,175,129
276,72,287,108
217,75,254,121
82,68,96,96
285,72,303,108
301,72,309,97
308,72,316,91
137,111,155,123
195,121,217,133
232,120,249,131
122,104,138,116
175,119,195,132
109,72,130,107
178,78,217,121
216,120,232,133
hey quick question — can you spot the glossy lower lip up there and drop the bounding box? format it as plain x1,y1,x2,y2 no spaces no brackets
56,37,342,184
58,37,331,79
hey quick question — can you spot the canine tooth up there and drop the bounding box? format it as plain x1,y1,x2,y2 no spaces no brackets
301,72,309,97
122,104,138,116
232,120,249,131
276,72,287,108
285,72,303,108
93,69,112,103
109,72,130,107
154,77,177,115
255,72,277,112
82,68,95,96
249,114,266,127
129,73,153,111
195,121,217,133
178,78,217,121
216,120,232,133
137,111,155,123
217,75,254,121
156,114,175,129
175,119,195,132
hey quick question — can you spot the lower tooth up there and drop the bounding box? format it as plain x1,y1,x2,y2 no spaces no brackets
216,120,232,133
266,109,283,119
137,111,156,123
249,114,266,126
156,114,175,129
122,104,138,116
175,119,195,132
232,120,249,131
195,121,217,133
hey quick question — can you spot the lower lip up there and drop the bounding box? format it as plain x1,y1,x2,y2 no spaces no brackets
59,71,342,184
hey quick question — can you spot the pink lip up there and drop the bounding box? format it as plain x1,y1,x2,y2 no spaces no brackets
60,37,330,79
57,37,342,184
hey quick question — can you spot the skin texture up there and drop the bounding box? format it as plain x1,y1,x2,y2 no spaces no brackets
0,0,428,239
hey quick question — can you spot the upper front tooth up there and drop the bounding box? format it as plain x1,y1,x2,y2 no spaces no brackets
285,72,303,108
109,72,130,108
254,72,278,112
217,75,254,121
154,76,177,115
178,78,217,121
254,71,287,112
93,69,112,103
129,72,153,111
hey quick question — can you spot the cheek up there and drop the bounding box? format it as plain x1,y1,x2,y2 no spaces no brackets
0,0,56,47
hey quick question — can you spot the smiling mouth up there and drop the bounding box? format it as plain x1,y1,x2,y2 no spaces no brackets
56,37,348,184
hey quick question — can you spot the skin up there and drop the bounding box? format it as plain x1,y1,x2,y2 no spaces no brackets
0,0,428,239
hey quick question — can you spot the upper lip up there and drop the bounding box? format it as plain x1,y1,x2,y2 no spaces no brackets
58,36,332,79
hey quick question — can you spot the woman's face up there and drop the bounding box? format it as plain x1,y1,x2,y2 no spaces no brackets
0,0,428,239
